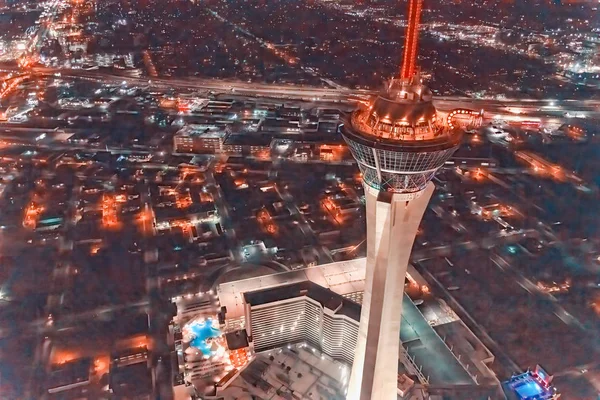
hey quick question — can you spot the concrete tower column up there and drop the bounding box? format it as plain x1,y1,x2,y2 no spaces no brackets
347,182,434,400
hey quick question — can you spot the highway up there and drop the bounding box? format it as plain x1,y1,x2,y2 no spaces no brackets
1,65,598,121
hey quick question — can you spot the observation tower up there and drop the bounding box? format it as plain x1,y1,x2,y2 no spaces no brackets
343,1,463,399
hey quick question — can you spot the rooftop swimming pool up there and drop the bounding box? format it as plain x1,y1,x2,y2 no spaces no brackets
188,319,221,356
514,380,544,398
503,371,555,400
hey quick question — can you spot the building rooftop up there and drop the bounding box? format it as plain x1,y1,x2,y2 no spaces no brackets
219,258,490,387
217,258,366,320
502,367,558,400
110,362,152,398
154,202,215,222
224,329,250,350
224,133,273,147
176,124,229,139
46,357,92,393
347,79,463,147
244,280,361,321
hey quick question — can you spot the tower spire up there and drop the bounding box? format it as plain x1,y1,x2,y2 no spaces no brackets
399,0,423,80
343,2,464,399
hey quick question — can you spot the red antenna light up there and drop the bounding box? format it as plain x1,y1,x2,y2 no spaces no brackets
399,0,423,80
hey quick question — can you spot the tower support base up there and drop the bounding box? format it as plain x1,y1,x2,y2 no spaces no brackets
347,182,434,400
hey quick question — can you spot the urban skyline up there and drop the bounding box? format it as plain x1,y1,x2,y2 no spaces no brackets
0,0,598,399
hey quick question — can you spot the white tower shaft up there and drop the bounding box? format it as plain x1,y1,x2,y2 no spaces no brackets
347,182,434,400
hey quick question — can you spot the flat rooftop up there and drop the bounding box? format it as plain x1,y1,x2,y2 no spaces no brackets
176,124,229,139
46,357,92,391
217,258,366,320
219,344,349,400
224,133,272,146
502,371,556,400
244,280,361,321
401,299,473,385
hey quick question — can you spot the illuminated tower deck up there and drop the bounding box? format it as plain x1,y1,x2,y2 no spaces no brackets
342,1,463,399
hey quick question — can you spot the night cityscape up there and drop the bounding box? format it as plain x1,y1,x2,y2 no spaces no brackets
0,0,599,399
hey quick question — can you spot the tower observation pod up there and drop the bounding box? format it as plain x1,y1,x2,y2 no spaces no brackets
342,1,463,400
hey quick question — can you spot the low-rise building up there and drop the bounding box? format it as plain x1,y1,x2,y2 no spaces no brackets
260,118,301,133
173,124,230,154
222,134,272,156
46,358,92,395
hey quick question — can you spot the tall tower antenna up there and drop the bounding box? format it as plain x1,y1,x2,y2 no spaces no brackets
399,0,423,80
342,1,463,399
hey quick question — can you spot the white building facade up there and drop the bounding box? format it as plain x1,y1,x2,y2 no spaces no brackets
243,281,360,366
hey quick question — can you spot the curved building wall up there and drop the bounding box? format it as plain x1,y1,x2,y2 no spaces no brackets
344,137,457,192
247,296,359,365
322,312,359,365
249,298,321,352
